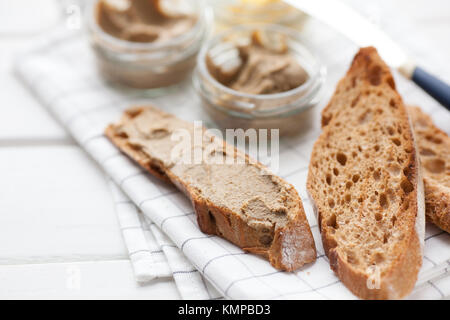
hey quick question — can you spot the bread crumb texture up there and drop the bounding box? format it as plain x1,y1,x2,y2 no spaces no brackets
409,106,450,233
307,47,422,299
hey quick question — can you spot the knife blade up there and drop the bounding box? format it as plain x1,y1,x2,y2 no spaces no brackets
285,0,450,109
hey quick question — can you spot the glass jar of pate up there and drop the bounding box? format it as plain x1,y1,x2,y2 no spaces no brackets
86,0,212,89
193,24,326,136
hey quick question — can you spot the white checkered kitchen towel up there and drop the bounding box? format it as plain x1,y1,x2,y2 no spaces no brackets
109,180,221,299
14,9,450,299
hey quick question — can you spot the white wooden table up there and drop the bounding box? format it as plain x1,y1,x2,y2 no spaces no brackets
0,0,448,299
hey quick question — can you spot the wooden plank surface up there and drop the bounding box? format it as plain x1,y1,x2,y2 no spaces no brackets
0,146,126,263
0,260,179,299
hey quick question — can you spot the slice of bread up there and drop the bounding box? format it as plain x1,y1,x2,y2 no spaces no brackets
105,105,316,271
409,106,449,233
307,47,425,299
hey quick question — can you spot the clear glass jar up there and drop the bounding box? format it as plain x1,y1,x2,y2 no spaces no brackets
211,0,307,31
193,24,326,137
86,0,212,89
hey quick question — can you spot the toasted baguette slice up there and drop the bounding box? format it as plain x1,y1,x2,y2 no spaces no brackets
409,106,450,233
307,47,425,299
106,106,316,271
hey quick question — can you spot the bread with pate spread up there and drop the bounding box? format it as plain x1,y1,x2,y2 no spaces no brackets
105,105,316,271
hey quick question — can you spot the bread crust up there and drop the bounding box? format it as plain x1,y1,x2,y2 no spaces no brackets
408,106,450,233
424,181,450,232
307,47,423,299
105,108,316,271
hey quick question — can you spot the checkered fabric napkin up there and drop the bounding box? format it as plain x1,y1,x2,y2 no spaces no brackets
15,12,450,298
108,180,173,282
109,181,221,299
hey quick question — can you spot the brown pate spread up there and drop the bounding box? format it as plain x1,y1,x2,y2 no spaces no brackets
96,0,197,43
113,107,293,238
207,31,308,94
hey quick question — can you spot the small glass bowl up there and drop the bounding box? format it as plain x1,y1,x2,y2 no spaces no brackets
193,24,326,136
211,0,307,30
86,0,212,89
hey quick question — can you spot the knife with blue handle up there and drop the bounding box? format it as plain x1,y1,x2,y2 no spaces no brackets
411,68,450,108
285,0,450,110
